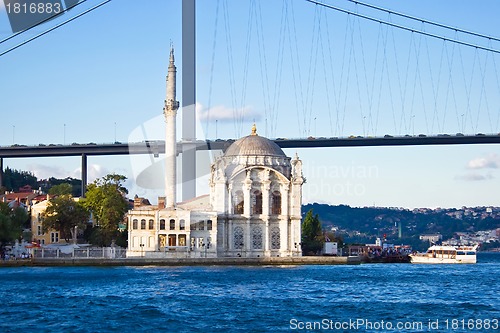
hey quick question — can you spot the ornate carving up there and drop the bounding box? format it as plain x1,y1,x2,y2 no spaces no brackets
271,227,280,250
252,226,263,249
234,226,244,249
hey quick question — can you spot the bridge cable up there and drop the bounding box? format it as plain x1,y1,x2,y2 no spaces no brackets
424,23,445,134
488,39,500,132
269,0,287,138
344,0,500,43
205,0,221,139
387,13,409,135
458,42,477,134
304,0,500,54
0,0,111,58
476,50,492,133
221,0,239,137
0,0,91,46
321,4,338,137
351,6,367,137
285,0,305,136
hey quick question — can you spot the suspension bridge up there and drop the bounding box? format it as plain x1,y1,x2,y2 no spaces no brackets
1,0,499,201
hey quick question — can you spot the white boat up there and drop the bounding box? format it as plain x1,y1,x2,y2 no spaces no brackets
409,244,478,264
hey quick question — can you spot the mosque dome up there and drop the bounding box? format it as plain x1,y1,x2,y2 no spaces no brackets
224,125,286,157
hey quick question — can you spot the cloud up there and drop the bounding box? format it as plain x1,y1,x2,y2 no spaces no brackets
28,163,109,183
467,153,500,169
196,103,261,122
455,173,494,181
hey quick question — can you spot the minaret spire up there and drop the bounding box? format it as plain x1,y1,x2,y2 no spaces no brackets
163,46,179,209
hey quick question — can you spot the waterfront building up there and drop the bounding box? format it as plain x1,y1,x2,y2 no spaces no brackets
126,48,304,258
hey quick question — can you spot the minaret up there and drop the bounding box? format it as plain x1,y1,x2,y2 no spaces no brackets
163,46,179,208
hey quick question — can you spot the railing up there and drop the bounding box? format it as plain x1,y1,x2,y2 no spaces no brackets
32,247,126,259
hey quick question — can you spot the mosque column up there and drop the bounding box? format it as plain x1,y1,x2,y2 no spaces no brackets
264,219,270,255
281,183,289,217
227,183,233,214
243,171,252,216
262,171,271,216
262,175,271,255
228,219,233,252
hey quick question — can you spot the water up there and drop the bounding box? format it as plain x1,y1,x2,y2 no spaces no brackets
0,253,498,332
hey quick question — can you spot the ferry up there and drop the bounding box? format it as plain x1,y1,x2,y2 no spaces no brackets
409,244,478,264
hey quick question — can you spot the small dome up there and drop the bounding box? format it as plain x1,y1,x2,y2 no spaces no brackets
224,125,286,157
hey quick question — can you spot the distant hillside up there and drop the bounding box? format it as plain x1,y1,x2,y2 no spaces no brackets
302,203,500,250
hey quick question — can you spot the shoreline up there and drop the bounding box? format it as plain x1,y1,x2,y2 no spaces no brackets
0,256,361,267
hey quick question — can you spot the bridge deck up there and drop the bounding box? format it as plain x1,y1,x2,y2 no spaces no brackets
1,135,500,158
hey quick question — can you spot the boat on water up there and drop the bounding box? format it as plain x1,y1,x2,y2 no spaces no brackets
409,244,478,264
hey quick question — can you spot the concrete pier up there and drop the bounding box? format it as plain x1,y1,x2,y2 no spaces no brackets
0,256,361,267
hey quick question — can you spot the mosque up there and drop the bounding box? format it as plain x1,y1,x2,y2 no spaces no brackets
126,48,304,258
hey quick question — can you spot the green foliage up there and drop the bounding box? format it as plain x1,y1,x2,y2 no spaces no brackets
48,183,73,196
301,209,324,255
0,202,27,247
82,174,128,246
42,195,89,242
303,203,500,245
42,177,82,197
2,167,37,191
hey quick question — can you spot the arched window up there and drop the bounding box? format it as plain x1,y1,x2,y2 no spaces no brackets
148,219,154,230
169,219,175,230
271,227,280,250
234,226,243,249
234,190,244,214
271,191,281,215
252,190,262,215
207,220,212,231
140,219,146,230
159,219,166,230
132,219,138,230
180,219,185,230
252,226,263,249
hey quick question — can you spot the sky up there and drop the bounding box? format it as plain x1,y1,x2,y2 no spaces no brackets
1,0,500,209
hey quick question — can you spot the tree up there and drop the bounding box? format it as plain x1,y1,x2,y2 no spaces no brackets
82,174,129,246
42,195,89,243
2,167,37,191
0,202,27,248
301,209,324,255
48,183,73,196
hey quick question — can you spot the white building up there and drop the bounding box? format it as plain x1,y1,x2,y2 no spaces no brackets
126,48,304,258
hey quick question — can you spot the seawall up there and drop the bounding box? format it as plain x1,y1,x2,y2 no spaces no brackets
0,256,361,267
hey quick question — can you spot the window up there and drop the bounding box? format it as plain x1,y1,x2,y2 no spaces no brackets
140,219,146,230
207,220,212,231
178,234,186,246
252,226,263,249
51,232,59,243
190,222,197,231
158,235,167,247
160,219,166,230
198,221,205,231
271,227,280,250
169,219,176,230
180,219,185,230
168,234,176,246
234,190,244,214
252,190,262,215
132,219,138,230
148,219,154,230
271,191,281,215
234,226,243,249
37,225,42,236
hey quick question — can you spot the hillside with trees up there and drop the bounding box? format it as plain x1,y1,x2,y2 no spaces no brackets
302,203,500,251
